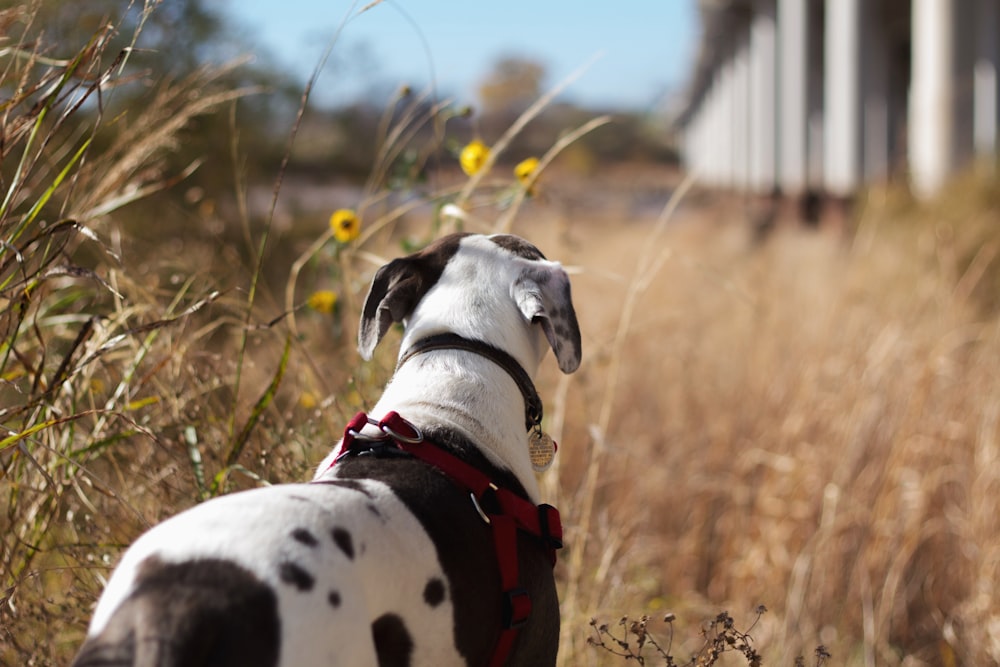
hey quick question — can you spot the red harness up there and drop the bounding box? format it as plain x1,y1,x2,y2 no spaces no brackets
326,411,563,667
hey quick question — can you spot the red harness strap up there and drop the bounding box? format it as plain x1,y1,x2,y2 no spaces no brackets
328,411,563,667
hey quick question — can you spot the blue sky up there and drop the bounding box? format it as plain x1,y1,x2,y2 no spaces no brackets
226,1,699,111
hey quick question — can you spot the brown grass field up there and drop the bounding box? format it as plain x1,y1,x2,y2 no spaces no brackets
500,172,1000,666
3,6,1000,666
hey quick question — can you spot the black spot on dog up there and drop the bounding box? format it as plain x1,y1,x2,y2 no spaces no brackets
278,561,314,591
328,590,341,608
371,613,413,667
331,527,355,560
423,578,446,607
489,234,546,261
291,528,318,547
72,558,281,667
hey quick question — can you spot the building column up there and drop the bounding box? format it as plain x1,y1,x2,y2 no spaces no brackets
806,1,825,191
824,0,862,196
732,32,751,190
697,71,714,186
704,67,720,186
690,101,705,179
712,68,728,186
778,0,808,195
715,54,736,188
975,0,999,163
750,0,778,193
861,2,890,182
910,0,955,197
694,87,711,181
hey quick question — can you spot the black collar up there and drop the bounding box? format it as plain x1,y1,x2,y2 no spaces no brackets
396,333,543,433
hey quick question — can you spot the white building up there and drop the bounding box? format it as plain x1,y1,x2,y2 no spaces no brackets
675,0,1000,202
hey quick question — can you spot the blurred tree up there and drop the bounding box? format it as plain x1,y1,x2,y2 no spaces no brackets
22,0,244,76
10,0,302,180
478,55,546,116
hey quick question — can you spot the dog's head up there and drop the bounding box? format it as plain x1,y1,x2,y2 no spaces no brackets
358,233,581,374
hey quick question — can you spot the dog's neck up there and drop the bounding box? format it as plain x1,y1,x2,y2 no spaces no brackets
396,333,543,432
363,334,544,501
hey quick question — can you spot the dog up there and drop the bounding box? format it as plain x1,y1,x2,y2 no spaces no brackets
72,232,582,667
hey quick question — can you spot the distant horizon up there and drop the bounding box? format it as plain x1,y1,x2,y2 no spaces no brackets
227,0,699,113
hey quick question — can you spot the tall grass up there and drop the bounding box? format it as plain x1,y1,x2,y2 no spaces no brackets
0,5,272,659
545,178,1000,665
3,3,1000,666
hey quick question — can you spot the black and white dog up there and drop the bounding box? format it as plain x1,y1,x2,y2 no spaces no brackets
73,233,581,667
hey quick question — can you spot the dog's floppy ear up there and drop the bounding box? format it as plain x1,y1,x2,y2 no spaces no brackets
513,268,582,374
358,234,468,359
358,257,426,359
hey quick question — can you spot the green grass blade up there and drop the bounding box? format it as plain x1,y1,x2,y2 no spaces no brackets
22,138,93,229
224,334,291,470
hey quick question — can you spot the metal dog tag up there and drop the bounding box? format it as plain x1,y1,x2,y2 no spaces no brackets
529,429,556,472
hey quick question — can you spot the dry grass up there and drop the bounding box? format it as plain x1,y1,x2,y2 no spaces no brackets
0,5,304,661
3,3,1000,666
534,176,1000,666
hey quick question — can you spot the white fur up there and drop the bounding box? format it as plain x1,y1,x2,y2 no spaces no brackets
87,480,461,665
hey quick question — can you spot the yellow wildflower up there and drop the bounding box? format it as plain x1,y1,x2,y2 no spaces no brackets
307,290,338,314
514,157,540,187
459,139,491,176
299,391,318,410
330,209,360,243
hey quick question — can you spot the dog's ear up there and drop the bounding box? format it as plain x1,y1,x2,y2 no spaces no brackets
358,234,469,359
513,269,582,374
358,257,426,359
